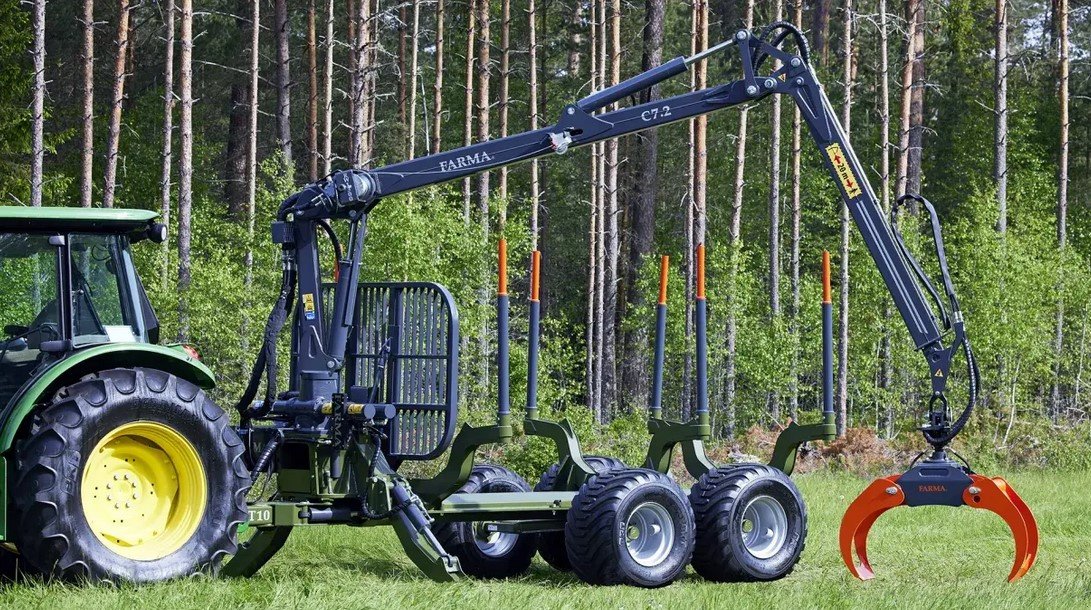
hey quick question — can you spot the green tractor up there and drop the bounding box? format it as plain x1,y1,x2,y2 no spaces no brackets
0,207,248,581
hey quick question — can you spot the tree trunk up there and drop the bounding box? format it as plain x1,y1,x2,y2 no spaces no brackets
347,0,357,162
594,0,607,421
497,0,510,210
275,0,293,170
788,0,803,420
878,0,894,436
1052,0,1069,419
408,0,421,159
836,0,854,436
994,0,1008,232
602,0,622,416
30,0,46,209
432,0,445,155
225,0,251,217
307,0,319,181
225,81,249,217
103,0,132,209
620,0,665,412
724,0,754,437
528,0,540,248
463,0,477,221
896,0,915,198
323,0,334,175
813,0,831,66
399,3,408,128
768,0,783,421
475,0,492,227
159,0,176,288
245,0,260,285
568,1,584,77
906,0,925,195
177,0,194,341
79,0,95,209
352,0,372,166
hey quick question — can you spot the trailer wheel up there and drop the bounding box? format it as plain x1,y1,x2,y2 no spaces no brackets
431,464,538,579
565,468,694,587
690,464,807,581
10,368,249,583
534,455,626,571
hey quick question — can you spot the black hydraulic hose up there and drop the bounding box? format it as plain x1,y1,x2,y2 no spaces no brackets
317,219,343,263
890,200,950,328
234,255,296,421
752,21,811,70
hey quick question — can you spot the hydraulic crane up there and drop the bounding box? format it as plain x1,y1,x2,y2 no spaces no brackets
233,21,1037,583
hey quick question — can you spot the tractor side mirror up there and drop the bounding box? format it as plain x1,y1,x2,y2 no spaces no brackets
148,223,168,244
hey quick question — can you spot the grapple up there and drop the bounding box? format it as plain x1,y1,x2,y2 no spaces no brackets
839,195,1039,582
839,455,1039,582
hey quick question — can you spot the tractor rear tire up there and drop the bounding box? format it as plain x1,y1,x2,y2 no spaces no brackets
565,468,694,587
534,455,626,571
689,464,807,582
11,367,250,583
431,464,538,579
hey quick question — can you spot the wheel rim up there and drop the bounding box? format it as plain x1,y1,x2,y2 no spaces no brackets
472,522,518,557
625,501,675,567
80,421,207,561
740,495,789,560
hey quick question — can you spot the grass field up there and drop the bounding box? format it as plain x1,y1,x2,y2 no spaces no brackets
1,470,1087,609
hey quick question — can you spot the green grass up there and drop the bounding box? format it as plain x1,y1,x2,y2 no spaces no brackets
1,471,1088,609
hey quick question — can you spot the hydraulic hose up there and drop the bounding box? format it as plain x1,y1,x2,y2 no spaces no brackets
235,253,296,421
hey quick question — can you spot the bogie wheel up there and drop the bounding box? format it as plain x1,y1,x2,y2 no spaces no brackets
11,368,250,583
534,455,626,571
565,468,694,587
431,464,538,579
690,464,807,581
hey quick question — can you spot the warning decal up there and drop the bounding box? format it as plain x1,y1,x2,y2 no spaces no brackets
302,293,316,320
825,143,863,200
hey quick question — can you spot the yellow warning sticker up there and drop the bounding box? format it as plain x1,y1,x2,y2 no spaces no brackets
303,293,316,320
935,369,944,378
825,143,863,199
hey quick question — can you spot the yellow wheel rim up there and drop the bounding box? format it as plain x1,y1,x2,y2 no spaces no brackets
80,421,207,561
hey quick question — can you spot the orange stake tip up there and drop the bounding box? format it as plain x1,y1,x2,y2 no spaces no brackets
658,256,670,305
822,250,832,304
498,239,508,296
696,244,706,300
530,250,541,302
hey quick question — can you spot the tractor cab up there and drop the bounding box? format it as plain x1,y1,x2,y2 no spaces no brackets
0,207,165,408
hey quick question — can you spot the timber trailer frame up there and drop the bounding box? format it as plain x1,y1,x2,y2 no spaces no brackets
223,21,1037,584
224,21,1036,585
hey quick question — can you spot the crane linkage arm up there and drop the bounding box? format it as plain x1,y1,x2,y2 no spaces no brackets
279,22,972,450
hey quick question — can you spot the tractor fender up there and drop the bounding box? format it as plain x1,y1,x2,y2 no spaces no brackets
0,342,215,453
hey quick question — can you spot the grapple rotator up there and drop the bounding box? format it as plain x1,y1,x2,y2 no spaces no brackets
838,195,1039,582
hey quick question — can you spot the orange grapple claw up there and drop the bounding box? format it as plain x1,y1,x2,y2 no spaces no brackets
964,475,1039,582
838,476,905,580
